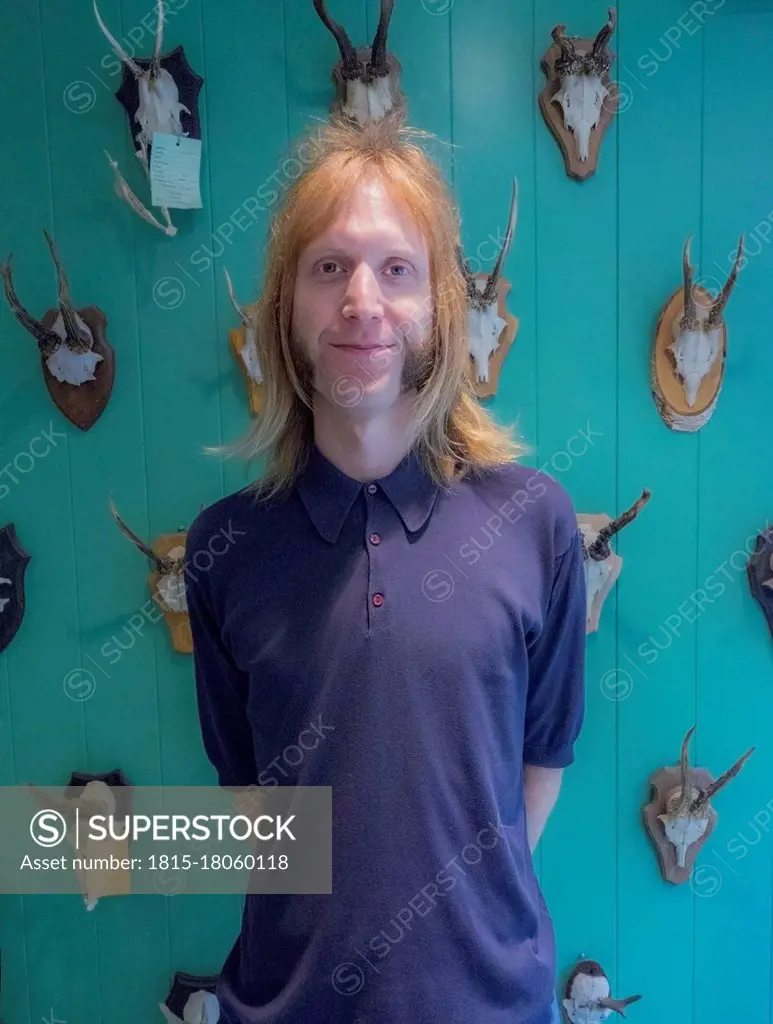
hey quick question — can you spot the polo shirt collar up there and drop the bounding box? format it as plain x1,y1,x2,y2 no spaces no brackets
297,442,440,544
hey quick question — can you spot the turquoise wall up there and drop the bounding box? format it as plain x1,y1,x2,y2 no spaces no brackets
1,1,773,1021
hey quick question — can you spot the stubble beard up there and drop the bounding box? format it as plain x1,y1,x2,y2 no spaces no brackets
290,326,435,404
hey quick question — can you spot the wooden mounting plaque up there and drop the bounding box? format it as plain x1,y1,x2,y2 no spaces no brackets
652,285,726,432
577,513,622,634
149,531,192,655
470,276,519,400
229,327,264,415
39,306,115,431
539,40,618,182
643,765,717,884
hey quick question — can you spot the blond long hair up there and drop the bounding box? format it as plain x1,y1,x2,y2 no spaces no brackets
224,112,526,501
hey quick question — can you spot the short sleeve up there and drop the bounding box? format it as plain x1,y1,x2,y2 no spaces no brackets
186,552,258,789
522,528,587,768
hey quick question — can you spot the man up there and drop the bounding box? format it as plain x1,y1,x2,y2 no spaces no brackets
186,113,586,1024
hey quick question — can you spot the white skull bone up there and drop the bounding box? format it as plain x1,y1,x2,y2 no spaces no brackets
553,74,608,163
658,786,709,868
468,300,507,384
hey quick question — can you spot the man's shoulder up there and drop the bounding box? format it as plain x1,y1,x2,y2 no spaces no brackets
185,485,262,562
464,460,580,560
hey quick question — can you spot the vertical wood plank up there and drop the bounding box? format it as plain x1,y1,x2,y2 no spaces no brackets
533,0,618,988
0,0,94,1021
616,4,706,1019
452,0,536,464
695,12,773,1023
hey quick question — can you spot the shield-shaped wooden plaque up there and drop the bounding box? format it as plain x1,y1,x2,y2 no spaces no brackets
747,528,773,643
163,972,220,1021
115,47,203,156
642,764,717,885
469,275,519,400
0,523,30,653
26,769,132,905
539,33,618,182
38,306,115,431
149,531,192,655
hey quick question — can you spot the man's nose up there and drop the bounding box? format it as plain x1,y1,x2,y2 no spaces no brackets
342,264,384,320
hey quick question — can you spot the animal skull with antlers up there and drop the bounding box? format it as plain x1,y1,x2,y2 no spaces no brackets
0,231,111,399
669,233,744,408
313,0,404,124
541,8,617,178
563,959,642,1023
109,499,187,615
93,0,203,236
159,989,220,1024
224,269,263,387
579,489,651,633
456,178,518,389
658,726,754,869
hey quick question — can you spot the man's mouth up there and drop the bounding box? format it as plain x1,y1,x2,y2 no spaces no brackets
331,343,396,352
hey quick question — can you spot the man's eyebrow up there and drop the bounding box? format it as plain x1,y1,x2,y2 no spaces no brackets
302,242,424,261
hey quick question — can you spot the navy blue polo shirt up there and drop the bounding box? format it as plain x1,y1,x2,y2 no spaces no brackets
185,441,586,1024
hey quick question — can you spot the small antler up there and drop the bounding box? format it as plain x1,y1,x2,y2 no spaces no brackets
0,254,61,358
598,994,642,1016
109,497,171,573
43,231,92,353
670,724,697,817
707,233,745,328
480,177,519,307
679,234,699,331
551,23,576,59
224,267,250,327
691,743,755,815
104,151,178,237
455,245,477,296
586,488,651,561
590,7,617,58
312,0,361,79
93,0,144,79
368,0,395,78
151,0,164,78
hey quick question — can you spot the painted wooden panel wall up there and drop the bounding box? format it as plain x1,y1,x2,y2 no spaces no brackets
1,1,772,1022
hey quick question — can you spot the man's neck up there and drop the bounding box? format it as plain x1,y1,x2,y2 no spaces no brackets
312,395,417,483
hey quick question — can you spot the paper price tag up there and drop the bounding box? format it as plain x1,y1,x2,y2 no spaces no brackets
150,133,203,210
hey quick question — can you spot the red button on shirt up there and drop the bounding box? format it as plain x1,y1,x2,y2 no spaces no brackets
369,533,381,545
372,593,384,607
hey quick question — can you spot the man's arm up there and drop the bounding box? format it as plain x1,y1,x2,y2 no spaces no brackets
522,521,587,847
523,765,563,852
185,527,258,789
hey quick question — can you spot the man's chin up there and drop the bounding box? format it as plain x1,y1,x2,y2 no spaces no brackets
314,371,414,412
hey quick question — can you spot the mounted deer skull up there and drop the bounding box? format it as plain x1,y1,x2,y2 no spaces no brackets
578,489,651,633
643,726,754,883
160,973,221,1024
109,498,192,654
456,177,519,398
224,268,263,415
563,959,641,1022
652,234,744,432
26,769,132,910
93,0,204,236
313,0,405,124
747,527,773,644
0,232,115,430
539,9,618,181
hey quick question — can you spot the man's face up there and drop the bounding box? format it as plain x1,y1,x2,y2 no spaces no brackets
291,176,433,411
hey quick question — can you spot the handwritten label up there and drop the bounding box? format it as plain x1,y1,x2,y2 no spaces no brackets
150,133,203,210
